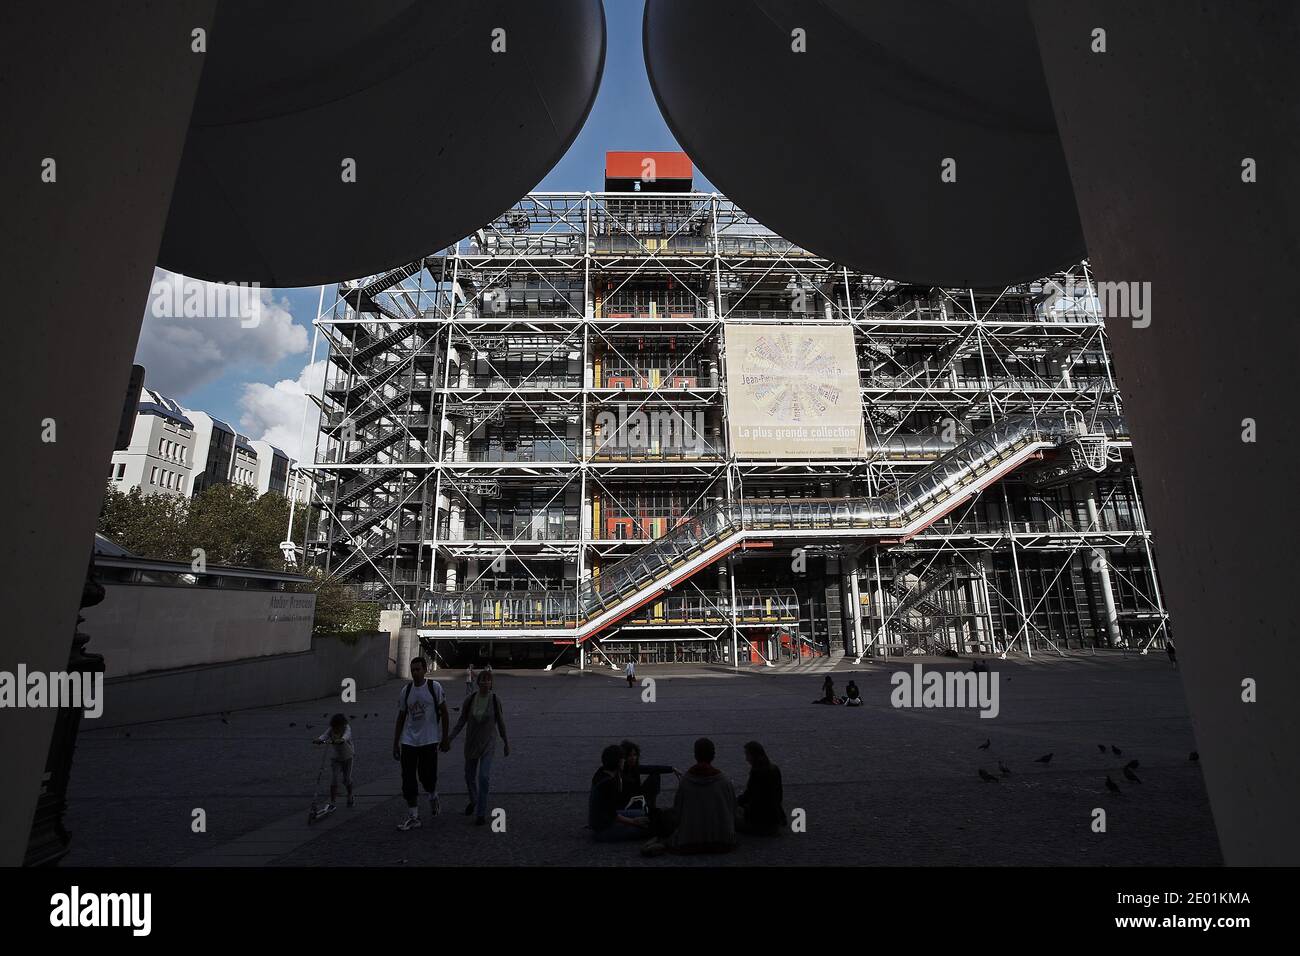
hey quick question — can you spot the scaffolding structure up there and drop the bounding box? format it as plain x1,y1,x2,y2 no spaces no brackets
301,188,1170,666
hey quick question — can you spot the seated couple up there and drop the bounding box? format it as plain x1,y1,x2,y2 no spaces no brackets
588,738,785,854
815,677,862,706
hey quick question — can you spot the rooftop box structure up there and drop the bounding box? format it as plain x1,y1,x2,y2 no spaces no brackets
604,150,693,192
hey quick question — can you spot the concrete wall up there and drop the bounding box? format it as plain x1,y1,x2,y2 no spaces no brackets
0,1,218,867
95,631,389,728
81,584,316,679
1031,1,1300,864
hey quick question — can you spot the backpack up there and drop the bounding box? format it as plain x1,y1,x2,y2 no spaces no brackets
403,679,441,712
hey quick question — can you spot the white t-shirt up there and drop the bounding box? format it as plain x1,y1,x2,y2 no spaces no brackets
625,661,636,676
398,679,445,747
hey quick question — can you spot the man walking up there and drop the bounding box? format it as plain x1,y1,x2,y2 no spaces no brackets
392,655,449,831
625,656,637,688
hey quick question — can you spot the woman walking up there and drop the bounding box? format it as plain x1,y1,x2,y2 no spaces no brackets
447,669,510,825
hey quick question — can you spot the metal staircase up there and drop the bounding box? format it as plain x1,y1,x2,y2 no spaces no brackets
889,566,960,655
334,534,397,577
350,320,420,365
343,426,404,465
335,469,397,508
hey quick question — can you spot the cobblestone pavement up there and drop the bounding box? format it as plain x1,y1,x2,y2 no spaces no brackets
65,656,1222,866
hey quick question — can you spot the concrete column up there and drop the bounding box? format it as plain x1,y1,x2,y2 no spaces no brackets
1032,1,1300,863
845,551,864,657
445,496,462,593
396,628,415,680
1082,483,1122,647
0,2,216,866
380,609,403,676
449,496,464,539
968,573,986,653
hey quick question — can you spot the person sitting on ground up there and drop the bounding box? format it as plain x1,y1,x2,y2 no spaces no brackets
822,674,835,702
844,679,862,707
589,744,650,842
663,738,736,854
736,741,784,836
620,740,678,817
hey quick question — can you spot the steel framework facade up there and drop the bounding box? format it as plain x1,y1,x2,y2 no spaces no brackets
300,190,1170,666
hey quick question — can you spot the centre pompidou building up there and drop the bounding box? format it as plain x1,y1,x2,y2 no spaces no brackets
303,152,1169,668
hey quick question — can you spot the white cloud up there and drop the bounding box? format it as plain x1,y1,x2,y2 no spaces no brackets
135,269,308,397
237,360,326,463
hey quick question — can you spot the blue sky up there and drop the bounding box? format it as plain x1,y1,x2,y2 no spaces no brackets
140,0,708,457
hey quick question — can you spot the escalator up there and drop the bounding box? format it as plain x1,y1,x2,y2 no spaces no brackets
420,411,1125,640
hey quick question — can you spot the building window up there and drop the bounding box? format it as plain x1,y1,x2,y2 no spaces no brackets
150,466,158,485
115,463,125,479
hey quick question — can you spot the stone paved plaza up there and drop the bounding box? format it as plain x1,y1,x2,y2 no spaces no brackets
65,655,1222,867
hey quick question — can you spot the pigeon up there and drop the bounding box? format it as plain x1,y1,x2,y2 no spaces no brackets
1124,759,1140,770
1097,744,1106,753
998,761,1012,776
1123,766,1142,784
1189,751,1199,761
978,768,999,783
349,715,358,719
123,732,131,738
1035,753,1054,764
1111,745,1122,756
1105,775,1121,794
220,716,229,725
978,739,991,751
289,722,296,727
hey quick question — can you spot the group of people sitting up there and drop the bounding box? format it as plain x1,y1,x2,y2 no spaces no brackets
588,738,784,855
814,675,862,706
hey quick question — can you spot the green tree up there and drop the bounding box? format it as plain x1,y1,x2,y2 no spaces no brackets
99,483,313,569
97,482,366,632
181,484,313,568
296,568,380,636
98,484,189,560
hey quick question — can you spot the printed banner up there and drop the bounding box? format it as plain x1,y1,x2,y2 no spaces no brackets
724,323,867,458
